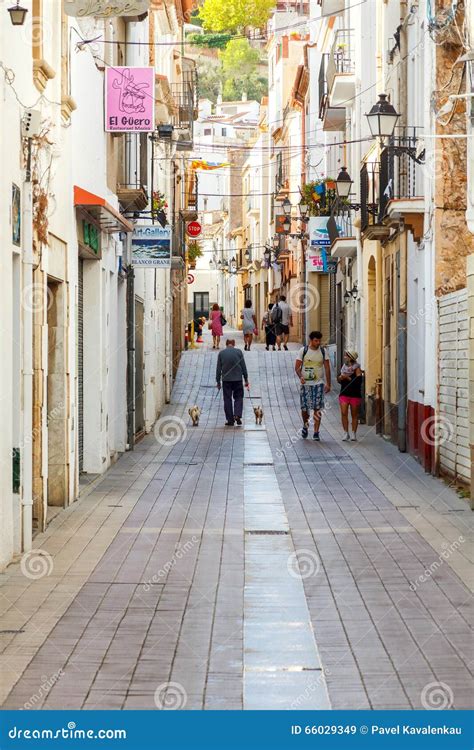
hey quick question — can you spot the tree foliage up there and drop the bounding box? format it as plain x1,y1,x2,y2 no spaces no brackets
196,39,267,104
198,0,276,33
186,32,232,49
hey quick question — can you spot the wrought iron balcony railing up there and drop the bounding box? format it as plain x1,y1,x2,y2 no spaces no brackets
326,28,355,96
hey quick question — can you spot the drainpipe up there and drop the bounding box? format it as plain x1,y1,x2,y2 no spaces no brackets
397,0,409,452
22,139,34,551
126,232,135,450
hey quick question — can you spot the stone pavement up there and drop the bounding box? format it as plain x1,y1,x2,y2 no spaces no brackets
1,332,473,710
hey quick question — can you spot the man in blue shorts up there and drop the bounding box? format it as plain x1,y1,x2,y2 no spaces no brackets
295,331,331,441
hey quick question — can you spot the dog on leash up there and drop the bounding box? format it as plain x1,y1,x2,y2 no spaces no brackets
188,406,201,426
253,406,264,425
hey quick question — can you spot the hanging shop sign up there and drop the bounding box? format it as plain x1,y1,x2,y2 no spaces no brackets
11,183,21,246
105,67,154,133
307,217,340,272
131,225,171,268
187,273,195,284
186,221,202,238
275,214,289,234
64,0,149,17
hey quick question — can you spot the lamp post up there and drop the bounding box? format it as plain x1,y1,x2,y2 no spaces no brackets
7,1,28,24
282,197,292,216
335,166,353,199
365,93,400,140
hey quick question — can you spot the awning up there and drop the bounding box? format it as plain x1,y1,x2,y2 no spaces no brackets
74,186,133,234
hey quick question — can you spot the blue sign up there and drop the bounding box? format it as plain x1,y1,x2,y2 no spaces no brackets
131,224,171,267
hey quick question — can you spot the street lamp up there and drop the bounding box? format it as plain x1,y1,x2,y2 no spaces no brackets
282,217,291,233
298,199,309,221
7,1,28,24
245,245,251,263
365,93,400,139
350,284,358,300
343,290,351,304
336,166,353,199
282,197,292,217
263,247,271,266
273,234,280,250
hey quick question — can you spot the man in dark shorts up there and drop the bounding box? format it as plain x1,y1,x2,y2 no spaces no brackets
273,295,293,350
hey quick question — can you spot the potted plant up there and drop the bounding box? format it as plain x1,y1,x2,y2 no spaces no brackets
301,177,337,217
152,191,168,212
187,239,203,269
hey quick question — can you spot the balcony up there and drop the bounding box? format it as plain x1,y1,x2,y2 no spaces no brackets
318,54,345,132
327,29,355,108
328,208,357,258
171,70,198,151
317,0,345,14
246,193,260,217
274,151,289,197
117,133,148,212
360,159,391,240
383,130,425,241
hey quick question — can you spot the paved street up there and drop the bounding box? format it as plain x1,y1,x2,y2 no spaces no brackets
1,333,472,711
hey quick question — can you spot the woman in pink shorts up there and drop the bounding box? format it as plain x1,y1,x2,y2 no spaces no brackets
337,350,362,441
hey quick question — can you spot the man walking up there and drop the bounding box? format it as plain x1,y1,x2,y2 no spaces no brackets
216,339,249,426
295,330,331,441
272,294,293,350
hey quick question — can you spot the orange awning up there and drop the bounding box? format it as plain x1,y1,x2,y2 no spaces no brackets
74,186,133,234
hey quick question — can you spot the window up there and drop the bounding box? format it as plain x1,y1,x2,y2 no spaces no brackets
204,128,212,135
221,128,227,137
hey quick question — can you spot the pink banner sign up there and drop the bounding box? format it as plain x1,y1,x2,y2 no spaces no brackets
105,67,155,133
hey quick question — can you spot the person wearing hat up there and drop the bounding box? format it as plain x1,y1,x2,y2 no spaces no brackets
337,350,362,441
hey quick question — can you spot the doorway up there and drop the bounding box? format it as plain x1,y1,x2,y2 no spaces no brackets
193,291,209,323
47,278,68,508
135,298,145,436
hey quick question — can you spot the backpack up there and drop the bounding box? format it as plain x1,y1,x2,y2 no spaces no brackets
271,304,282,324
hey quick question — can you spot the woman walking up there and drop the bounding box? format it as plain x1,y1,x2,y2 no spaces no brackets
337,350,363,441
262,303,276,351
241,299,257,351
210,303,224,349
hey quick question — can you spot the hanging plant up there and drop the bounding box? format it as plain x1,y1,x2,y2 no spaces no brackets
187,239,203,264
152,191,168,212
301,178,337,217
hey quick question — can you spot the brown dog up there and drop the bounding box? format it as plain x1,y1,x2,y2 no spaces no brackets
188,406,201,426
253,406,263,425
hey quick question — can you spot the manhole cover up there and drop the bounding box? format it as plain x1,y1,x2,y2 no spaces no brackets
245,530,289,535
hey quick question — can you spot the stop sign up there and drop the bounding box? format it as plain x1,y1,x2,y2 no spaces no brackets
186,221,202,238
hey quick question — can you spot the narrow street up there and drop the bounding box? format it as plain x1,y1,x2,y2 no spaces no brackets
1,334,472,711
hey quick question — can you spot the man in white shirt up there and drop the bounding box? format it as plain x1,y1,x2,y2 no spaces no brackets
295,330,331,441
274,295,293,351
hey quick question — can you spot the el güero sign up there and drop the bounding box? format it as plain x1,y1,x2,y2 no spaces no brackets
105,67,155,132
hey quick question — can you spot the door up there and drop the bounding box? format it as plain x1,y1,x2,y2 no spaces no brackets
78,259,84,473
193,291,209,323
135,298,145,435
